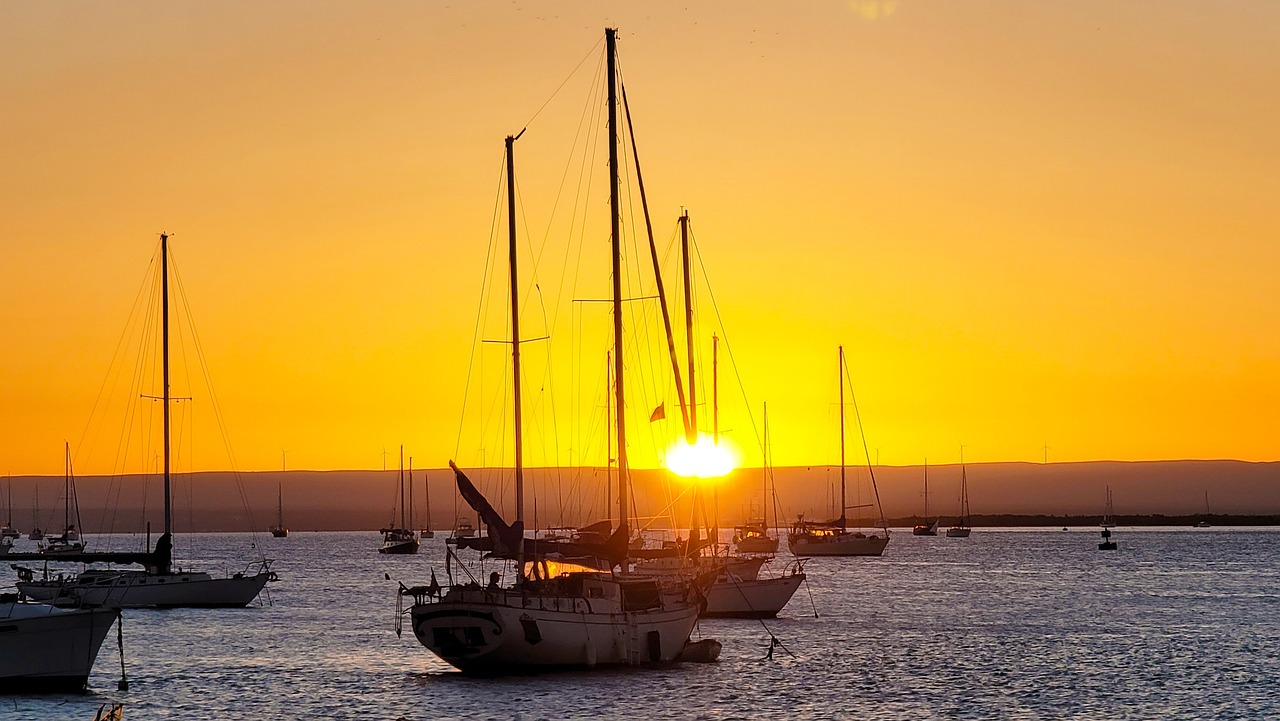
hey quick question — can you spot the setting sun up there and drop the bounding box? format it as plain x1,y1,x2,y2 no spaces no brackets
665,435,739,479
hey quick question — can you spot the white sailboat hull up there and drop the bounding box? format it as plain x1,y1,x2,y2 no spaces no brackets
945,527,971,537
702,573,805,618
789,532,889,557
408,585,699,672
0,602,119,692
18,569,271,608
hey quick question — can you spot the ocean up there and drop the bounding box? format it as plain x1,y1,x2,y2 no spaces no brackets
4,528,1278,720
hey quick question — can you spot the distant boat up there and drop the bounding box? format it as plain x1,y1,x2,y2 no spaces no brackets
946,462,972,538
378,448,419,554
269,483,289,538
1100,485,1116,529
42,443,84,553
788,346,890,557
1098,486,1117,550
912,459,938,536
1,479,20,540
420,470,434,539
733,403,780,555
1194,490,1211,528
28,484,43,540
451,518,477,539
0,599,119,692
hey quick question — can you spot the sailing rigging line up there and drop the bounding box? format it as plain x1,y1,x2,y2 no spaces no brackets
841,354,887,531
169,251,268,555
453,152,509,462
688,226,765,454
519,35,604,131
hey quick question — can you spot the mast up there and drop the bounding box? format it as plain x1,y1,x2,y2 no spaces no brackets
606,350,612,526
838,345,847,529
277,484,284,528
399,446,406,528
923,459,929,521
423,471,432,532
681,212,696,441
712,334,719,443
506,130,526,574
762,402,770,530
622,85,693,443
161,233,172,539
408,456,415,530
607,28,628,544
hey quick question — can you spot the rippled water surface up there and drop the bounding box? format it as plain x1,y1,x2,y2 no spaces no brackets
5,528,1279,720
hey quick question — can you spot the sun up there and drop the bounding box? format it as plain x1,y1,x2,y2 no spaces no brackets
665,435,738,478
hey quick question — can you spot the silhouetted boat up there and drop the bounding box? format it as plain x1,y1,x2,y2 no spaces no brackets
400,30,701,672
1194,491,1211,528
1,479,20,540
269,483,289,538
733,405,780,555
28,484,44,540
379,449,419,554
946,462,972,538
0,598,119,692
788,346,890,556
42,443,84,554
1098,486,1117,550
16,234,276,608
912,459,938,536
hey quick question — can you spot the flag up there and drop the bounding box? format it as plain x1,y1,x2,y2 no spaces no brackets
649,403,666,422
427,569,441,598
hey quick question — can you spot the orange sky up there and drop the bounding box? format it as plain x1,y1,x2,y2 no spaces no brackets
3,1,1279,476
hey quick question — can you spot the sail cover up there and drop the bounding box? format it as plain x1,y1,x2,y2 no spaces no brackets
450,461,523,555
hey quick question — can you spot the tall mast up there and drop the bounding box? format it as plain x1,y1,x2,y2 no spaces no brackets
408,456,415,529
606,350,612,526
607,28,628,542
399,446,406,528
621,85,693,444
161,233,172,538
712,334,719,443
680,212,696,441
506,131,526,573
63,442,70,531
838,345,846,529
762,402,769,528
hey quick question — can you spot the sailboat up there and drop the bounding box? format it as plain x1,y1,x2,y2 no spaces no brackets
658,332,803,619
379,448,419,554
420,471,435,539
1098,486,1117,551
43,443,85,553
945,462,972,538
28,484,44,540
788,347,890,556
1194,490,1211,528
0,599,119,692
269,483,289,538
15,233,276,608
733,403,780,555
1,479,19,539
912,460,938,536
399,30,701,672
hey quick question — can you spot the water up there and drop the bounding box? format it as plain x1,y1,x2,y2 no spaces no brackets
5,528,1279,720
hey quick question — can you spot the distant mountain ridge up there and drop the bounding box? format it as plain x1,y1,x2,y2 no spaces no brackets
3,460,1276,533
